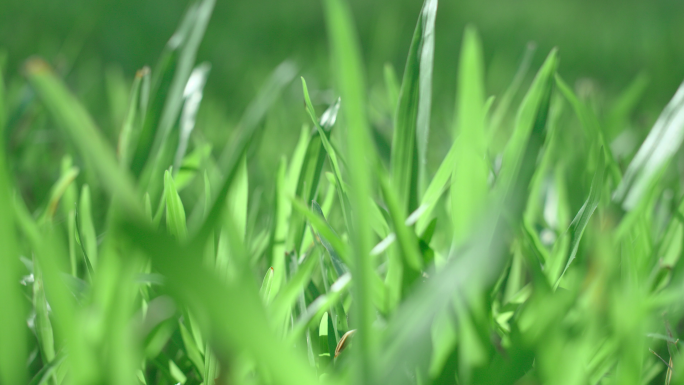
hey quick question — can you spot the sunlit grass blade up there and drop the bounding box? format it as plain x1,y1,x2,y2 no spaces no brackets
323,0,378,381
451,26,489,244
78,184,98,269
391,0,438,211
259,266,274,303
613,79,684,212
173,62,210,172
164,169,188,240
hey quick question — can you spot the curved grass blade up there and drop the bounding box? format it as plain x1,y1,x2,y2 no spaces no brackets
39,165,79,223
27,352,66,385
554,148,606,287
613,79,684,212
270,249,319,324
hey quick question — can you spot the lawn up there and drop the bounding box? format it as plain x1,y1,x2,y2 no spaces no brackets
1,0,684,384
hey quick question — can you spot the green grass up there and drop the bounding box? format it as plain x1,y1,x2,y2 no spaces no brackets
2,0,684,384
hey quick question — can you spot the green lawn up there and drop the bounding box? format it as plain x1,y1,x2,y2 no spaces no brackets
2,0,684,384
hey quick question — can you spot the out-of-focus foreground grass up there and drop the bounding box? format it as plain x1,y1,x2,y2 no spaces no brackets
2,0,684,384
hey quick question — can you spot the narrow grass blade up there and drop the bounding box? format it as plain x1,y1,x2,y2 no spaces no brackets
173,62,211,172
555,148,605,287
415,141,455,234
40,165,79,223
118,67,147,166
164,169,188,240
79,184,98,269
323,0,378,380
290,273,352,342
27,353,65,385
378,170,422,271
271,249,319,323
613,79,684,211
259,267,274,303
391,0,438,212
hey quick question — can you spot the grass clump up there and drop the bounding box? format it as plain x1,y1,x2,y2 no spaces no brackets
2,0,684,384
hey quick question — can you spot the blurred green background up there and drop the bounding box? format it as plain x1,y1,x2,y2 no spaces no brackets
2,0,683,208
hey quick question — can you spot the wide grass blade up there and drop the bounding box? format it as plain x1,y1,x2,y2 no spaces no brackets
0,70,27,383
613,79,684,211
451,26,489,244
323,0,378,381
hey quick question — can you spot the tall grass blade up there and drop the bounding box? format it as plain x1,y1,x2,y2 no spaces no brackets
323,0,378,381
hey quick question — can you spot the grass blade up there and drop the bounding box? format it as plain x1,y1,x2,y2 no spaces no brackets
613,79,684,211
451,26,489,244
164,169,188,240
323,0,378,381
555,148,605,286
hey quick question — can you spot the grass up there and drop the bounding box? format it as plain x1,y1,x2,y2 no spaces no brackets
2,0,684,384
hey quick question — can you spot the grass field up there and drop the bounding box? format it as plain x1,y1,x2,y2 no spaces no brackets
2,0,684,384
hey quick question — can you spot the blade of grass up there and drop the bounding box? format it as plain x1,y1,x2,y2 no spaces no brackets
79,184,98,269
0,71,27,383
164,169,188,240
451,26,489,245
554,148,605,287
613,79,684,212
323,0,378,381
391,0,438,212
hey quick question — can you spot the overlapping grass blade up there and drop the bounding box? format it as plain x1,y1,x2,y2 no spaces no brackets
554,148,605,287
323,0,378,380
390,0,438,211
613,79,684,211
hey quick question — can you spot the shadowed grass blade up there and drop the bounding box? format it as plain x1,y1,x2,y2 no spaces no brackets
25,59,144,220
554,148,605,287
